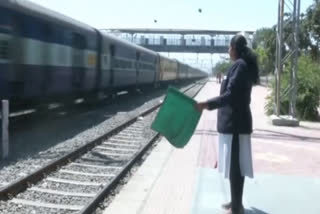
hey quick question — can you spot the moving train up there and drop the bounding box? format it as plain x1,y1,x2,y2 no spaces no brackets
0,0,207,107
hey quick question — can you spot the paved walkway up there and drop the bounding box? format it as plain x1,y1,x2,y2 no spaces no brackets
103,80,320,214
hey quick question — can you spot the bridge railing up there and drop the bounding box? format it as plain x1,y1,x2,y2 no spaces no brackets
120,36,230,48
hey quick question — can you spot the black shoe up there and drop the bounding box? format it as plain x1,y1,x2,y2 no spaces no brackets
222,202,244,213
221,202,231,210
224,207,245,214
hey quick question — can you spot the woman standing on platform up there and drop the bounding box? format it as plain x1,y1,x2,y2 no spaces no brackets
195,34,259,214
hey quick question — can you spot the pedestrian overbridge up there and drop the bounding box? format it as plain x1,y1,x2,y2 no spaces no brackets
103,28,255,53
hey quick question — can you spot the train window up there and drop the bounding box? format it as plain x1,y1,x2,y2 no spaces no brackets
114,59,119,68
136,52,140,60
43,24,52,37
117,59,121,68
110,45,115,56
87,35,96,49
122,59,125,68
0,40,9,59
103,55,108,65
72,33,86,49
65,31,73,46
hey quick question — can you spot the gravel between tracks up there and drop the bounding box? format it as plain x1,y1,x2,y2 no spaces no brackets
0,82,199,186
0,86,166,187
0,203,79,214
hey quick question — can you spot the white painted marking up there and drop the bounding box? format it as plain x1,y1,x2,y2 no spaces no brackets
29,187,95,197
10,198,83,210
60,169,115,177
46,177,105,186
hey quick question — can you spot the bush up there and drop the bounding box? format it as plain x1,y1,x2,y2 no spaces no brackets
265,54,320,121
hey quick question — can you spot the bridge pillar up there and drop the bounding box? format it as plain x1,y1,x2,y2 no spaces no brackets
201,37,205,46
140,35,145,45
210,39,215,47
160,36,167,45
180,35,186,46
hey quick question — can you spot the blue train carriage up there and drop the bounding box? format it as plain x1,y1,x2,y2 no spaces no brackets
0,0,100,105
192,66,204,79
177,62,189,81
186,64,193,79
190,67,199,79
197,69,208,79
99,32,157,92
158,55,178,83
200,70,208,79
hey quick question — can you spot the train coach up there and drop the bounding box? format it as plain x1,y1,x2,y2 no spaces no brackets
0,0,207,108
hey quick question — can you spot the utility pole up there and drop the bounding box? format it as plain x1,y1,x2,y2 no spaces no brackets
273,0,300,126
290,0,301,117
275,0,284,117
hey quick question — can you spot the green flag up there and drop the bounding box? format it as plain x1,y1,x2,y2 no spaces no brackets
151,87,202,148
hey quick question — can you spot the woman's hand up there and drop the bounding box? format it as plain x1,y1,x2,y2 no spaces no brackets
195,102,208,112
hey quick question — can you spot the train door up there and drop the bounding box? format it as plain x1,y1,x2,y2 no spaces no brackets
0,33,10,64
109,45,115,88
71,32,85,93
135,52,140,86
41,24,52,95
176,61,181,82
0,22,11,100
156,55,162,84
153,56,158,86
9,15,26,99
94,31,102,91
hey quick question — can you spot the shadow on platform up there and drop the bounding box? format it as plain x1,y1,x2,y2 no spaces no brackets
253,129,320,143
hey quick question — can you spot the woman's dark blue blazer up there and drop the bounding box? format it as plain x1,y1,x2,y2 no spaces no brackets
207,58,253,134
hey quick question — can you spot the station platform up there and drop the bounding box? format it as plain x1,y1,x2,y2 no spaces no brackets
103,80,320,214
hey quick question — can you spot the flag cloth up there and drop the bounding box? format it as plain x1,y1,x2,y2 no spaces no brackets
151,87,202,148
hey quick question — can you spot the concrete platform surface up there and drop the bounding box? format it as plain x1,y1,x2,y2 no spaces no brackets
103,80,320,214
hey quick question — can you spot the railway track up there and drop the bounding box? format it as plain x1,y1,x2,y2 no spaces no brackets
0,80,207,214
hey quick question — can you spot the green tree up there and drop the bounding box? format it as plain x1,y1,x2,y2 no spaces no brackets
305,0,320,59
252,27,276,74
265,54,320,120
213,60,232,75
261,0,320,120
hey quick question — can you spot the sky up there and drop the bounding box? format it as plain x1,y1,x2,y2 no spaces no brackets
28,0,315,72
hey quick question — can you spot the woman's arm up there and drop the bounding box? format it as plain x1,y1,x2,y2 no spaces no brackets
195,62,247,112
